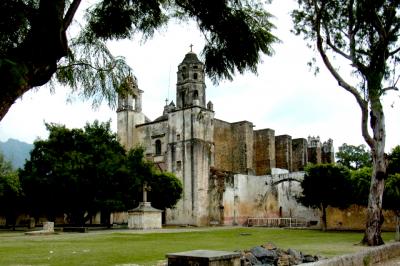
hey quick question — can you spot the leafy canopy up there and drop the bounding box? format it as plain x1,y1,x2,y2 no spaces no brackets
19,121,182,224
298,163,353,210
336,143,371,170
0,0,278,120
20,121,129,224
0,152,23,226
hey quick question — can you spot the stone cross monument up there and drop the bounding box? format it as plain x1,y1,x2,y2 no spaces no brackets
128,182,162,230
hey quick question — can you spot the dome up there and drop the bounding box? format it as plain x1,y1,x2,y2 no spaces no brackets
181,52,202,64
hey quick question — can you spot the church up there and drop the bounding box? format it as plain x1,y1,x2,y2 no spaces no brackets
116,50,334,226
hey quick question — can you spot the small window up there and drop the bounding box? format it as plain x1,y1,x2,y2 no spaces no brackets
177,134,181,141
193,90,199,99
193,73,198,80
155,139,162,155
193,65,198,69
177,161,182,170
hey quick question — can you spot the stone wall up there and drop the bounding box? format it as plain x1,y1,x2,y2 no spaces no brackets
253,129,276,175
165,106,214,226
275,135,293,171
223,174,274,225
292,138,308,171
213,120,254,174
220,170,319,226
272,169,320,222
326,205,396,231
230,121,254,174
214,119,234,172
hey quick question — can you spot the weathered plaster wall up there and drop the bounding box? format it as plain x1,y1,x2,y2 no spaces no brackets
165,106,214,226
326,205,396,231
272,169,320,222
253,129,276,175
136,119,169,161
223,174,274,225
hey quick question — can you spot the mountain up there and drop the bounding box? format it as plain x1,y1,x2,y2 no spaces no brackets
0,139,33,169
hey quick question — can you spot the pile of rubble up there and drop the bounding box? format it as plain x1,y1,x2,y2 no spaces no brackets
240,242,323,266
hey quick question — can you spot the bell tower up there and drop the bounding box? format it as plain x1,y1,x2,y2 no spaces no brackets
166,49,215,225
176,49,206,109
117,75,145,150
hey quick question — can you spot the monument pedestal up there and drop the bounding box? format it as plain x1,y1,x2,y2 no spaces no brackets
128,202,162,229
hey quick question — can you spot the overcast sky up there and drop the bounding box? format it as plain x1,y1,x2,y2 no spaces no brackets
0,0,399,153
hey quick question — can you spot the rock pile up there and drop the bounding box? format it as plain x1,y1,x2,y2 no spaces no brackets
240,242,322,266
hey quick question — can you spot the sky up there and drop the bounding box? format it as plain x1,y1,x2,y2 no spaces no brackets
0,0,399,153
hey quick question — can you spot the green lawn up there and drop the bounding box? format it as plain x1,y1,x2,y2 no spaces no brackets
0,227,396,266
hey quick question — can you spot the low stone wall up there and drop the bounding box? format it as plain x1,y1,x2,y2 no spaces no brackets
301,242,400,266
326,205,397,231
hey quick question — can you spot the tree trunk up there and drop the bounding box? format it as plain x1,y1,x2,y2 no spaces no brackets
396,215,400,242
362,93,386,246
320,203,327,231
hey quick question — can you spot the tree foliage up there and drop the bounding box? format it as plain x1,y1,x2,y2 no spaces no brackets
20,121,129,225
0,153,23,228
298,163,352,231
292,0,400,246
125,147,182,210
336,143,371,170
0,0,278,120
387,146,400,175
349,167,372,206
19,122,182,225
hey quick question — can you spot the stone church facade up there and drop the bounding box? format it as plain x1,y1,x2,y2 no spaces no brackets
117,51,334,226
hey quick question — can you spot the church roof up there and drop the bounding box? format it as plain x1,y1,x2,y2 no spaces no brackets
153,114,168,122
181,52,201,64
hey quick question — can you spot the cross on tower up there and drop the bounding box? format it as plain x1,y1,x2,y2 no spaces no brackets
189,44,194,52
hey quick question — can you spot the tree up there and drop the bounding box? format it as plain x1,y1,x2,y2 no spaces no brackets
387,145,400,175
384,173,400,241
0,153,23,229
336,143,371,170
292,0,400,245
148,171,183,210
385,145,400,241
20,121,128,225
298,163,352,231
349,167,372,206
125,148,182,210
0,0,278,121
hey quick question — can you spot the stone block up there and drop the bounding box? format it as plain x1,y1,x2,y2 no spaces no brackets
128,202,162,230
43,221,54,232
166,250,241,266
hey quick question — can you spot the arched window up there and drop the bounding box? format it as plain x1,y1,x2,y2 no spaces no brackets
193,90,199,99
193,73,198,80
155,139,162,155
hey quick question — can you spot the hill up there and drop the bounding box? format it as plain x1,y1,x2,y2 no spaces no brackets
0,139,33,169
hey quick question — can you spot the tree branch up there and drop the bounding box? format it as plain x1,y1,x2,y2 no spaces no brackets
382,86,399,93
389,46,400,56
348,0,368,75
323,23,351,60
314,0,374,147
63,0,82,29
57,61,118,72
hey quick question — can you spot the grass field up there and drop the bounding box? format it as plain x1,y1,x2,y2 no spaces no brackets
0,227,396,266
